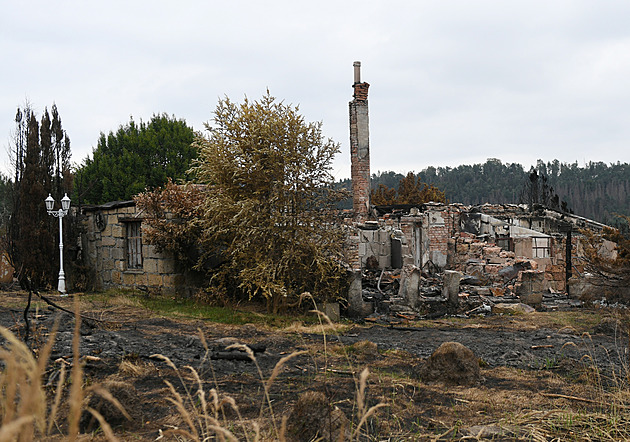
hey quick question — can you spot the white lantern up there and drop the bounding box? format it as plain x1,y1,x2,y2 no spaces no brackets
61,193,71,212
45,194,55,212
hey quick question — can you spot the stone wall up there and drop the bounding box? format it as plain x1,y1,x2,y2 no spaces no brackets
357,226,392,269
349,205,459,272
447,230,588,293
83,202,200,296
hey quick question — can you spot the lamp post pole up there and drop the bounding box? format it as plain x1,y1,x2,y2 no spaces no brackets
45,193,71,295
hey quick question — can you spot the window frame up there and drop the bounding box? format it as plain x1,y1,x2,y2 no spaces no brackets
123,220,143,270
532,236,551,259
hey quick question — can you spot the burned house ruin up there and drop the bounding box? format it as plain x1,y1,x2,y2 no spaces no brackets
346,62,616,317
76,61,616,314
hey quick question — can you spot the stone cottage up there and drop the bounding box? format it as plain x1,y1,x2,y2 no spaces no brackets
81,200,201,295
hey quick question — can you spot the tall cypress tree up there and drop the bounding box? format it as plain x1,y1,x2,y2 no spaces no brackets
12,113,55,287
8,103,72,289
51,103,71,199
40,108,53,192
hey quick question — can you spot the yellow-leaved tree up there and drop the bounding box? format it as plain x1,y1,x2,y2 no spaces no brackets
189,93,347,312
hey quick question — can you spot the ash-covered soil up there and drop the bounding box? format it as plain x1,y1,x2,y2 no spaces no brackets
1,290,628,440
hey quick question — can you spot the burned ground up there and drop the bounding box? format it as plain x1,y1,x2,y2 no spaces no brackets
2,290,630,440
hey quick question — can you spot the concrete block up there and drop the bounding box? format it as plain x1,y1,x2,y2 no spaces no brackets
493,303,534,314
519,292,543,306
122,272,136,286
347,271,373,317
381,239,391,256
399,266,421,307
147,273,163,287
360,230,374,243
475,287,491,296
516,270,545,305
358,243,367,256
429,212,445,225
378,255,390,269
430,251,448,269
144,258,159,274
158,259,176,274
443,270,462,306
101,236,116,247
322,303,340,322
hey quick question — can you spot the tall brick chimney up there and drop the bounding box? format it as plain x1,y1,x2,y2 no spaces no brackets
349,61,370,218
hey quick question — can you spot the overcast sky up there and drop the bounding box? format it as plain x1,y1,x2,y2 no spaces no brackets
2,1,630,181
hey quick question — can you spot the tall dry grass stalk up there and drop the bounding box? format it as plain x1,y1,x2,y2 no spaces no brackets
0,326,48,441
352,368,388,441
0,294,124,441
309,299,388,440
152,353,248,442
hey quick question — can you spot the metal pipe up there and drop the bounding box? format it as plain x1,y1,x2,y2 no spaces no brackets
353,61,361,84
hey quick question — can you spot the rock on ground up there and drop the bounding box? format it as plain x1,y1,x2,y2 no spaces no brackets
492,302,535,315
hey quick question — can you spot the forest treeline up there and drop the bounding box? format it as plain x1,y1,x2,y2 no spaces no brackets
338,158,630,226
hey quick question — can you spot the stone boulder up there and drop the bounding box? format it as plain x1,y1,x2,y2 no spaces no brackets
492,303,535,315
419,342,481,386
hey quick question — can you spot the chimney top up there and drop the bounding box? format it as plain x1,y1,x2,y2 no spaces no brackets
353,61,361,84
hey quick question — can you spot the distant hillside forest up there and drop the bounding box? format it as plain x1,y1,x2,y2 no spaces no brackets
338,159,630,227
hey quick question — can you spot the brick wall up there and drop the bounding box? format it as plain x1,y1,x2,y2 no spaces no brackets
349,82,370,218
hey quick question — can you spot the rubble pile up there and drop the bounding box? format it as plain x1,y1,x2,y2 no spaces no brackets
358,238,582,322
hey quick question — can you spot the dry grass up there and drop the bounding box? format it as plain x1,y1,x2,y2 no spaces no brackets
0,295,125,441
5,291,630,440
283,321,351,335
118,358,157,378
151,309,388,442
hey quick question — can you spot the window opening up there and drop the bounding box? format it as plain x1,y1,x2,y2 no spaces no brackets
126,221,143,269
532,236,550,258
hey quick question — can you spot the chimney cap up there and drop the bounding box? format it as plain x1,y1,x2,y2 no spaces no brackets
353,61,362,84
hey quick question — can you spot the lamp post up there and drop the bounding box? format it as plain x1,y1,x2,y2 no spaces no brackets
45,193,71,295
